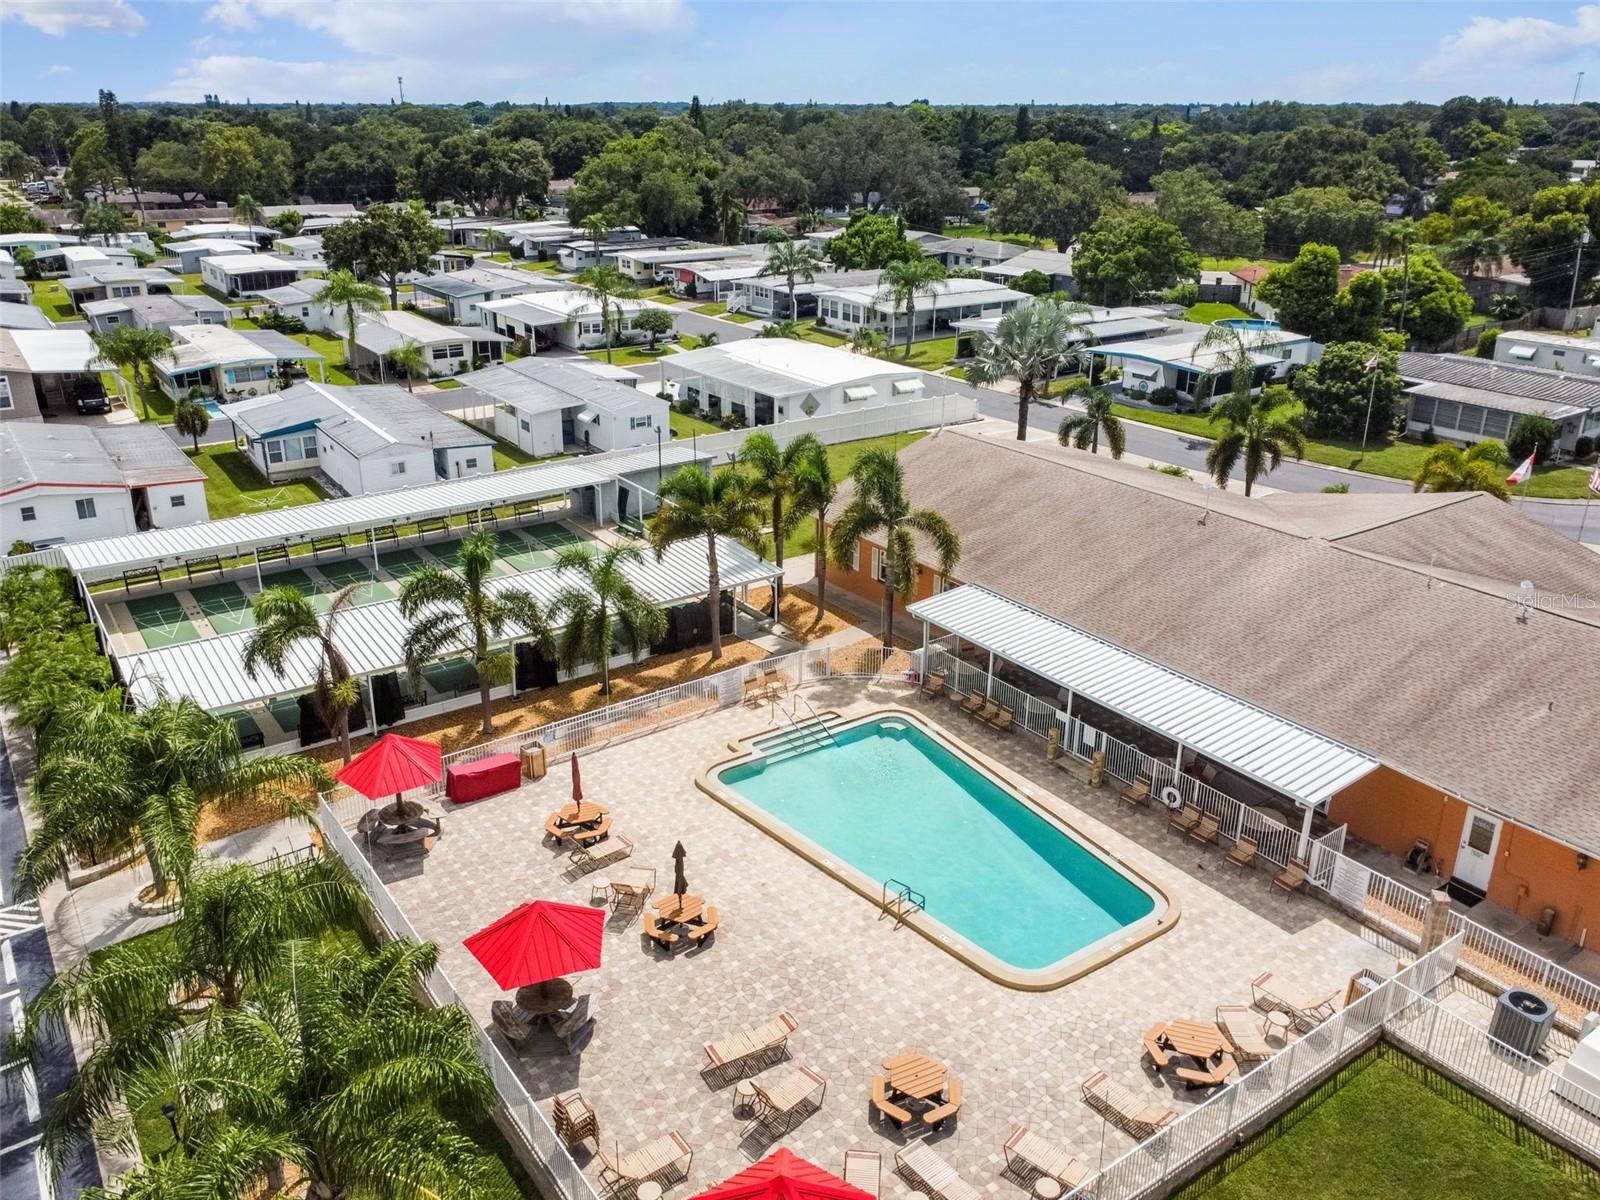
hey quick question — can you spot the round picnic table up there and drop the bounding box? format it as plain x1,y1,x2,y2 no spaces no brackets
653,893,705,924
557,801,608,827
513,977,575,1015
882,1050,947,1101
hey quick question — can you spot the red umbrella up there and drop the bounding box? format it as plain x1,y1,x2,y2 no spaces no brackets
570,753,584,803
335,733,442,821
465,899,604,998
689,1150,874,1200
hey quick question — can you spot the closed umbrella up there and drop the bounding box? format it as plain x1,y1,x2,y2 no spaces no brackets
334,732,443,822
571,753,584,803
672,841,689,899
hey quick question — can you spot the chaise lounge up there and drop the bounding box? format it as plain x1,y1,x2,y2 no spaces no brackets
1080,1071,1178,1138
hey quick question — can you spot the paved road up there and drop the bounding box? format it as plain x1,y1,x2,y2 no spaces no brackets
661,304,759,344
0,727,102,1200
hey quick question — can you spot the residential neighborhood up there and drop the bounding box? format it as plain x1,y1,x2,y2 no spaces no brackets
0,8,1598,1200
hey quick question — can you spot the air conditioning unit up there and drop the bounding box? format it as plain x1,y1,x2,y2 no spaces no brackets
1488,989,1556,1058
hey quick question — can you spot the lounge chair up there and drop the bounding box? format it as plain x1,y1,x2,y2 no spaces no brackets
959,690,987,716
1141,1023,1171,1069
1225,836,1258,871
597,1132,694,1193
842,1151,882,1199
1251,971,1338,1030
922,1077,962,1129
1215,1005,1276,1063
1272,857,1309,894
688,906,718,943
1002,1126,1092,1190
1168,803,1202,836
1174,1053,1237,1089
552,1090,599,1150
984,705,1014,733
894,1140,982,1200
1119,775,1152,808
568,832,633,871
919,670,948,699
1188,812,1221,845
1080,1071,1177,1139
702,1012,798,1076
747,1065,826,1134
644,912,679,952
870,1075,911,1128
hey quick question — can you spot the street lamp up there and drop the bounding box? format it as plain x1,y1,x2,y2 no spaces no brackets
161,1102,179,1143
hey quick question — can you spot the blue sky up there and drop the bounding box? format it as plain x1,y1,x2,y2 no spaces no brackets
2,1,1598,107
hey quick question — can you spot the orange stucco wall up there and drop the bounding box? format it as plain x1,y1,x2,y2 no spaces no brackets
1329,766,1599,945
827,535,946,609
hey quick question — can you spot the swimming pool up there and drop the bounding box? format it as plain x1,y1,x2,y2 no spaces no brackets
706,710,1172,987
1216,318,1281,332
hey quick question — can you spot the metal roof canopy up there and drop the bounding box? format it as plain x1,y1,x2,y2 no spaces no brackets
120,537,779,712
908,584,1377,808
59,444,711,581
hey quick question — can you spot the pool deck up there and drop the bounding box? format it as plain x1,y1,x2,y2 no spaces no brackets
367,680,1400,1196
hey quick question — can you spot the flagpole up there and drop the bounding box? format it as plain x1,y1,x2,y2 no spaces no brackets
1579,496,1594,544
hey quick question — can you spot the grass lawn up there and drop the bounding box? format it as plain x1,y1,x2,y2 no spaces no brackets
433,378,464,389
725,312,758,324
585,344,675,367
1198,256,1281,272
1186,302,1255,324
187,444,329,518
1108,403,1598,498
1180,1052,1599,1200
941,224,1048,249
692,302,727,316
670,409,721,438
518,259,561,273
298,331,357,385
798,326,849,347
29,278,77,320
875,336,959,371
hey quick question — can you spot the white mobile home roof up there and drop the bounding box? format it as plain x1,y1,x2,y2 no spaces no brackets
664,338,921,391
3,328,99,372
908,584,1377,807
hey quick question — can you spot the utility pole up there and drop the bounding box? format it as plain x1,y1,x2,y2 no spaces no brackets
1568,228,1593,314
397,76,405,103
1575,71,1586,104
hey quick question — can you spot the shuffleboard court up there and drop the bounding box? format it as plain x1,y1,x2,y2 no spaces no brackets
125,593,199,647
316,558,396,604
189,582,255,634
260,569,332,614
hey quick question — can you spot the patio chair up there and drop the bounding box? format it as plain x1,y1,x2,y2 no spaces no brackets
644,911,680,952
842,1151,882,1199
1168,803,1202,836
1188,812,1221,845
1215,1005,1276,1063
974,699,1002,724
894,1140,982,1200
985,705,1014,734
597,1131,694,1193
609,867,657,915
568,832,632,871
1271,857,1309,894
959,690,987,716
1174,1053,1237,1089
552,1090,600,1151
1118,775,1152,808
702,1012,799,1076
923,1077,962,1129
870,1076,911,1128
1002,1126,1092,1190
688,906,719,943
1250,971,1338,1030
761,664,790,697
1080,1071,1177,1139
1141,1023,1171,1069
919,670,948,699
490,1000,538,1051
747,1065,826,1134
1225,836,1258,871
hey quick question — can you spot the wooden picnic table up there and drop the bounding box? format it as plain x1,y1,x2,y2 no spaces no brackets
883,1050,947,1101
556,801,608,827
1161,1019,1232,1062
653,893,705,924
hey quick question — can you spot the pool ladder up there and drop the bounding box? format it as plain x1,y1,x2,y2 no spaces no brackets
764,698,837,763
880,879,926,929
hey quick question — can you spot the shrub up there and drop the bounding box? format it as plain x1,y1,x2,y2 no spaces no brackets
1420,425,1437,445
1148,386,1180,407
1146,463,1190,479
1164,281,1199,306
1322,483,1351,493
1574,436,1595,459
9,539,35,556
719,412,746,430
1475,328,1499,358
1053,376,1094,398
674,397,697,415
1508,413,1560,464
1012,269,1053,296
510,336,531,357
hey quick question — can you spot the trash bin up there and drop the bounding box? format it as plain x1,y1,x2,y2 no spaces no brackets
1537,906,1558,936
521,742,547,781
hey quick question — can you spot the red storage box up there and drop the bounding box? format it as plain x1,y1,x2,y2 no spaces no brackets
446,752,521,804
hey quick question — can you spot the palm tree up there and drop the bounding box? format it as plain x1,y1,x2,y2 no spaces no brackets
399,530,555,736
1192,321,1280,413
1058,386,1127,457
574,263,641,364
716,188,745,245
18,856,365,1171
386,338,429,392
231,193,264,229
172,387,212,451
757,236,824,319
1447,229,1502,281
964,297,1086,440
582,209,611,256
790,437,836,631
756,318,805,339
1412,441,1511,500
1206,389,1308,496
827,449,960,649
648,466,765,662
244,583,362,763
875,255,947,359
15,693,325,900
90,325,174,419
738,432,821,608
550,543,666,697
320,268,385,369
849,327,888,356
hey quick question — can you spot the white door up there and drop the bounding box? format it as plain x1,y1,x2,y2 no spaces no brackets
1454,808,1502,892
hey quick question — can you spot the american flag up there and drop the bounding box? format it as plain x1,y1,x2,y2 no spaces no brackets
1590,466,1600,498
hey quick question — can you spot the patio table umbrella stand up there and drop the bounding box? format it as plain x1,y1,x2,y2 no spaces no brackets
335,732,444,826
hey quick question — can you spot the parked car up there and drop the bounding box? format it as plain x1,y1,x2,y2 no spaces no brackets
75,393,111,415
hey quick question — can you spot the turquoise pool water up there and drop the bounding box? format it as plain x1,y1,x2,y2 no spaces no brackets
718,717,1156,971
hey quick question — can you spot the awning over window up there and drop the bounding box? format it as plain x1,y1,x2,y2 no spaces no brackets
1507,346,1537,360
1126,363,1161,379
843,386,875,402
892,379,924,395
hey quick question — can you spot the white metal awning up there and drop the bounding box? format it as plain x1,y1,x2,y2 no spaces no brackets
908,584,1378,807
843,386,875,402
119,537,779,712
1506,346,1536,360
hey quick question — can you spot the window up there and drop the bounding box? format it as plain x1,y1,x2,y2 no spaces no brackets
629,415,652,429
464,457,479,469
389,461,408,476
870,546,885,581
431,345,450,361
685,386,700,404
170,494,186,508
267,440,284,465
299,433,318,460
225,364,271,384
111,285,139,298
20,506,35,522
75,498,97,520
520,418,531,432
0,377,11,410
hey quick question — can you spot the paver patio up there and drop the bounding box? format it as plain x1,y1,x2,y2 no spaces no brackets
367,679,1399,1196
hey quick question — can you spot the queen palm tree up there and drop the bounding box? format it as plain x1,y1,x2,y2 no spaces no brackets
244,583,362,764
385,338,429,392
648,466,765,661
964,297,1086,440
875,255,947,359
320,268,385,371
757,235,824,319
173,386,211,451
550,543,666,697
15,693,325,901
1411,440,1511,499
756,318,804,339
828,449,960,649
790,437,836,631
738,432,821,608
1205,388,1308,496
90,325,174,419
582,208,611,256
18,856,365,1172
574,263,641,364
399,530,555,736
1058,386,1127,457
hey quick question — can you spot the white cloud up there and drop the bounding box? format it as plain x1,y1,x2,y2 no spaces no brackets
1296,62,1373,99
2,0,146,36
1420,5,1600,79
46,64,73,74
